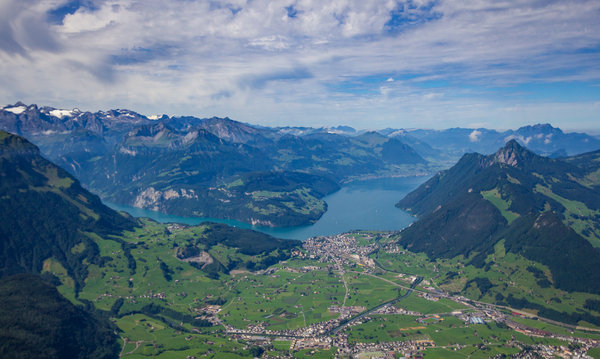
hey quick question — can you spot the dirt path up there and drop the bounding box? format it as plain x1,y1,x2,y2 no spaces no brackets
340,271,349,308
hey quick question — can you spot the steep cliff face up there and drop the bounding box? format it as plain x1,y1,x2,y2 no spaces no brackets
133,187,199,211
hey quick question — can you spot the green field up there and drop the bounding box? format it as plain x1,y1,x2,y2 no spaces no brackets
346,314,425,343
293,348,337,358
372,250,438,277
481,188,519,224
348,312,571,354
117,314,248,358
39,223,600,358
511,317,600,340
220,267,344,330
589,348,600,359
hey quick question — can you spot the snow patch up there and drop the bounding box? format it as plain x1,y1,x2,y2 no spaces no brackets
3,106,26,114
147,115,160,120
49,109,74,118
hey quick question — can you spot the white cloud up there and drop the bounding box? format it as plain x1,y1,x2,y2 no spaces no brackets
248,35,291,51
0,0,599,130
469,130,481,142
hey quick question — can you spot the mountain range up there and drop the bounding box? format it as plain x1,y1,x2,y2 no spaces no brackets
2,102,599,228
0,129,298,282
0,102,427,226
402,124,600,159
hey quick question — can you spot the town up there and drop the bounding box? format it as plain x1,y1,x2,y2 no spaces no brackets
193,232,600,358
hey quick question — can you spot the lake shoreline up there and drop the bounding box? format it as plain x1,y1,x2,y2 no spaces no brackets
107,175,430,240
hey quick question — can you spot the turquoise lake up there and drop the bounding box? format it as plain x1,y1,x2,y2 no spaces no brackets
106,176,429,240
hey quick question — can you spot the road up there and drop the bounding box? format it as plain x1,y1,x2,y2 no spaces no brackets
325,275,423,335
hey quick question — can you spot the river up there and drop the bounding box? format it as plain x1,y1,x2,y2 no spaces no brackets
106,176,428,240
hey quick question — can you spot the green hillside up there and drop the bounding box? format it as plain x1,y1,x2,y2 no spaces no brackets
396,140,600,311
0,130,136,289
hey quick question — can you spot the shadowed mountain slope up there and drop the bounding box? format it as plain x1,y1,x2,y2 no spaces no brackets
0,274,120,359
0,130,136,288
397,140,600,294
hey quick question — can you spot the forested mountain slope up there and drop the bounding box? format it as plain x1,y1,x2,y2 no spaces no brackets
397,140,600,294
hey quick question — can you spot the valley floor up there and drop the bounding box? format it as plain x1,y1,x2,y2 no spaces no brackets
49,221,600,358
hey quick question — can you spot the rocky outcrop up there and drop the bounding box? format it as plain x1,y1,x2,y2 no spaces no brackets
133,187,199,211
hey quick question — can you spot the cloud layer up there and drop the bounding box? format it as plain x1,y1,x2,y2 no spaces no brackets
1,0,599,130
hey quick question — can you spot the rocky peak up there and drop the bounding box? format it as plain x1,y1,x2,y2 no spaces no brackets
516,123,563,135
127,122,172,138
490,139,529,167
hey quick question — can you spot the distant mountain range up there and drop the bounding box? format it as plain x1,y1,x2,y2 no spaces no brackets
396,140,600,323
2,102,599,226
399,124,600,159
0,102,427,226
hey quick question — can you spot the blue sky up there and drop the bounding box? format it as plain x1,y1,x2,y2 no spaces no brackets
0,0,599,131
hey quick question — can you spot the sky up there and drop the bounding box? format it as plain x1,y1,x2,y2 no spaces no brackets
1,0,599,131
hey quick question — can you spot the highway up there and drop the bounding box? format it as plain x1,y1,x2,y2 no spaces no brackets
326,275,423,335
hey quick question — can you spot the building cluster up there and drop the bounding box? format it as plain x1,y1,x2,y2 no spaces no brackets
291,337,332,351
302,233,378,267
224,316,343,338
336,338,434,358
329,305,367,319
373,303,420,316
416,292,440,302
194,305,222,326
212,232,600,358
508,343,598,359
96,290,167,303
505,320,600,357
